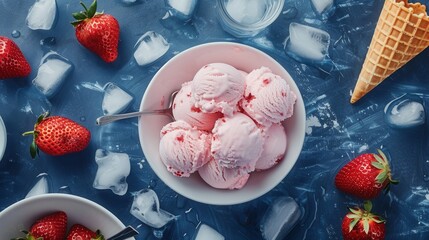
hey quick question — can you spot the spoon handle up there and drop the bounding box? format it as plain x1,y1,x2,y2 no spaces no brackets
96,109,169,125
106,226,139,240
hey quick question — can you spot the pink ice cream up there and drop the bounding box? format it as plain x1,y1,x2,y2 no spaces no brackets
240,67,296,126
211,112,263,172
191,63,245,116
255,123,287,170
198,158,250,190
159,120,211,177
172,81,223,131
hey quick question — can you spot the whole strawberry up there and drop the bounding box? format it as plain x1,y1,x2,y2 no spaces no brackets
0,36,31,79
15,211,68,240
342,201,385,240
335,149,398,199
72,0,120,62
23,112,91,158
67,224,104,240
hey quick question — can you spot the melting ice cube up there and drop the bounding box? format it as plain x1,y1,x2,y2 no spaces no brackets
130,188,176,228
32,51,73,98
133,31,170,66
311,0,335,18
160,11,199,40
17,86,52,115
102,82,133,115
285,22,330,63
165,0,198,19
26,0,57,30
93,149,131,196
225,0,266,24
384,94,425,129
260,197,301,240
25,173,51,198
193,224,225,240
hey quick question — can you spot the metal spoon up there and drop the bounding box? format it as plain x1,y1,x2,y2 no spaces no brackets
96,90,179,125
106,225,139,240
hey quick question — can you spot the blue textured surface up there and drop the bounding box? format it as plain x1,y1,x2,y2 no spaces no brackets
1,0,429,239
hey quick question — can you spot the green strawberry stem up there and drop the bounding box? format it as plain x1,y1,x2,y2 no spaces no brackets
371,149,399,194
71,0,99,27
22,112,49,159
347,201,385,234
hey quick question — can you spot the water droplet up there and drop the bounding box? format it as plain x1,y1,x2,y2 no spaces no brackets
11,30,21,38
149,179,157,188
40,37,56,48
153,229,164,239
80,116,86,122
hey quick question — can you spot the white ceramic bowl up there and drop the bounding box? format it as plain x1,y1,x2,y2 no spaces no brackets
0,116,6,161
0,194,132,239
138,42,306,205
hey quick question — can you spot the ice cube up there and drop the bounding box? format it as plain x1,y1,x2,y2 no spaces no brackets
160,11,199,40
311,0,335,18
17,86,52,115
130,188,176,228
165,0,198,19
384,94,425,129
193,224,225,240
260,197,301,240
133,31,170,66
32,51,73,98
26,0,57,30
225,0,266,25
285,22,330,63
102,82,133,115
25,173,51,198
93,149,131,196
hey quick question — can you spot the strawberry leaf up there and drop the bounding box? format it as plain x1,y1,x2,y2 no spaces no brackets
37,112,48,124
348,207,361,215
376,170,387,183
377,149,388,162
87,0,97,18
80,1,89,12
373,154,385,165
349,218,359,232
371,161,384,169
346,214,360,219
30,140,38,159
71,20,84,27
363,219,370,234
73,12,87,20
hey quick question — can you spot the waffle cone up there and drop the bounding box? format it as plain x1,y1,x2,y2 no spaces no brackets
351,0,429,104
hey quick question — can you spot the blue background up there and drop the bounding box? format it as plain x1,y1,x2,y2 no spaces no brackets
1,0,429,239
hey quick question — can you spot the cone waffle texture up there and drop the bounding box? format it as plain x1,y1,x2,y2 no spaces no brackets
351,0,429,104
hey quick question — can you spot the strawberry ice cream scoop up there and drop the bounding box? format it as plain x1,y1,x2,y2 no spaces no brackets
198,158,250,190
191,63,245,116
240,67,296,126
255,123,287,171
159,120,211,177
211,113,263,172
173,81,223,131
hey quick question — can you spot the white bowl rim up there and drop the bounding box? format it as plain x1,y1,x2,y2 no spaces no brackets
0,115,6,162
0,193,127,237
138,41,306,205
